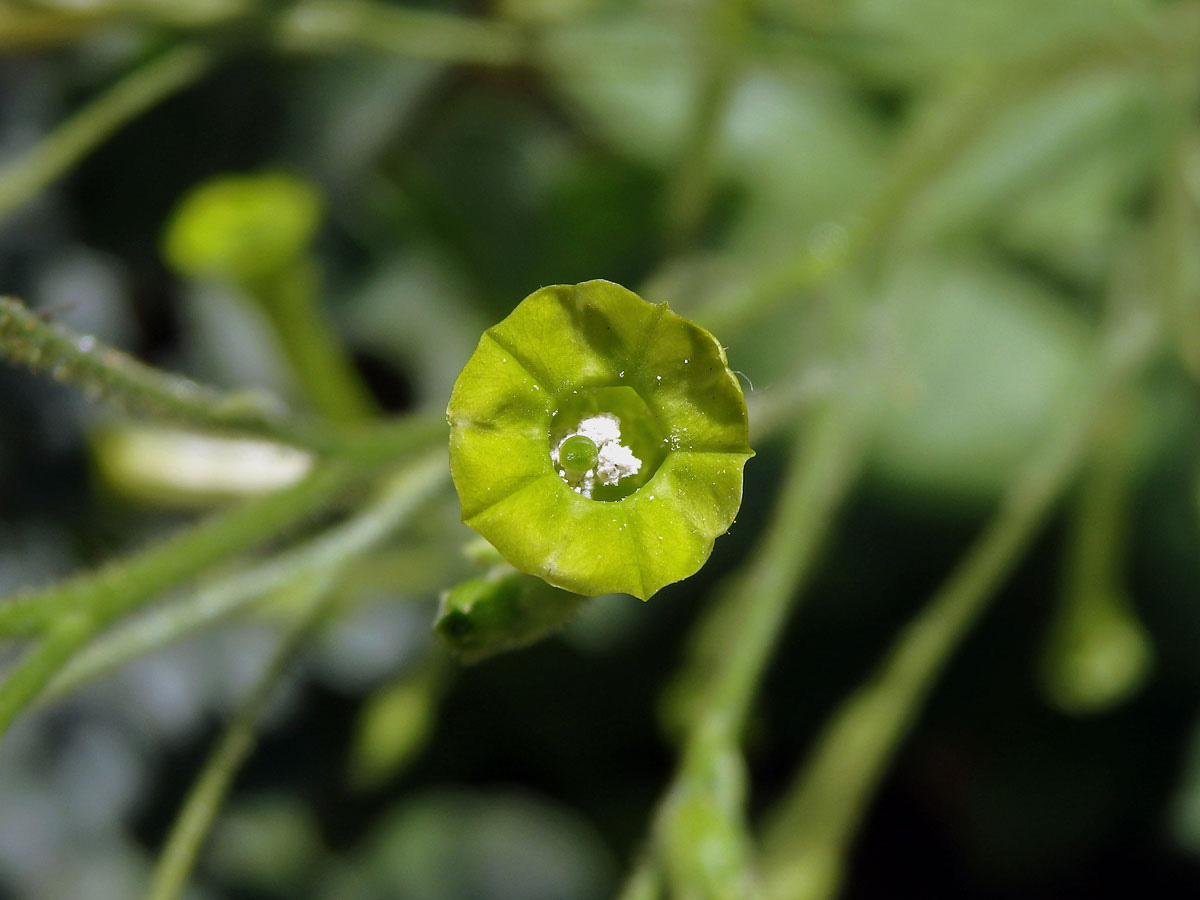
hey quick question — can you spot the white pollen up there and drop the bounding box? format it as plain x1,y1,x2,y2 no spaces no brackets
597,441,641,485
574,413,622,445
552,413,642,499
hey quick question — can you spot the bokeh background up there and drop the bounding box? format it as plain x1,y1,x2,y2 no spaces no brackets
3,0,1200,898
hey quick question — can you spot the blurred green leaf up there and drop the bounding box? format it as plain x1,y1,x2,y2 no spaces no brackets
871,253,1089,499
348,663,440,789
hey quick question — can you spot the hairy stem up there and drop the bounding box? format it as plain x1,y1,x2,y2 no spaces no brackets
0,460,367,741
0,44,211,224
0,296,304,443
0,295,445,457
41,450,448,703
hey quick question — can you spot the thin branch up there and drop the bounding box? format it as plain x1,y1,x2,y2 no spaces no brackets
144,574,340,900
274,0,527,66
758,308,1160,900
0,296,448,458
646,383,874,900
697,16,1200,336
0,43,211,224
662,0,753,249
0,459,361,637
0,296,310,444
0,460,367,741
41,450,448,703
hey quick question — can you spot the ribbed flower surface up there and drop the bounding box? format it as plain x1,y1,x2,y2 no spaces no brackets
447,280,753,600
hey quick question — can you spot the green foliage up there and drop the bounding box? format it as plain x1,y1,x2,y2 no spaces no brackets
447,280,753,600
1,3,1199,900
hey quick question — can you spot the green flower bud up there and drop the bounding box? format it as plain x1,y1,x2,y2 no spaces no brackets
447,280,753,600
161,171,321,286
435,571,586,663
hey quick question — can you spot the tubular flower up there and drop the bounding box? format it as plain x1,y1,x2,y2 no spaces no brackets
447,280,753,600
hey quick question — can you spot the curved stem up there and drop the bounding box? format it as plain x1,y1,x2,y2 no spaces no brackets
41,450,448,703
252,263,378,424
144,575,339,900
758,309,1159,900
0,460,367,743
0,43,211,224
648,384,874,900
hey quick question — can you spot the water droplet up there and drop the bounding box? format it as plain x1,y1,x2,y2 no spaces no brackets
655,375,662,382
619,370,625,377
683,358,689,364
77,335,96,353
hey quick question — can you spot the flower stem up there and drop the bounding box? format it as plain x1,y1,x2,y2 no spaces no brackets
649,384,874,900
758,308,1160,900
0,43,211,224
144,575,339,900
0,460,364,742
251,262,378,424
40,450,448,704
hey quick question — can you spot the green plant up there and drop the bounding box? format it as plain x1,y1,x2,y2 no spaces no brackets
1,3,1198,900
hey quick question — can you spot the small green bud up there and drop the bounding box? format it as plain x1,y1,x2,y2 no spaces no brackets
161,171,321,286
435,571,586,663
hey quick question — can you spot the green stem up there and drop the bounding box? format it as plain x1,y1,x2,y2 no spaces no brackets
41,450,448,704
0,460,361,638
0,296,308,446
649,387,874,900
699,18,1198,337
274,0,527,66
0,43,211,224
144,576,339,900
0,4,105,49
696,397,872,749
662,0,751,249
758,310,1159,900
252,263,378,424
615,855,662,900
0,295,445,457
1038,392,1151,715
0,461,364,740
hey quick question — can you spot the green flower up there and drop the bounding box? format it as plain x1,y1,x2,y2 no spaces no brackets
162,171,321,286
447,280,753,600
